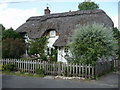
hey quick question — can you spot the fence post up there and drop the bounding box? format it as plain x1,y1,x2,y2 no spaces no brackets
73,63,75,76
76,63,78,77
28,60,30,73
43,61,46,74
61,63,64,76
16,59,18,71
85,64,87,79
58,62,61,76
70,63,72,76
81,64,84,78
78,64,81,77
95,63,98,79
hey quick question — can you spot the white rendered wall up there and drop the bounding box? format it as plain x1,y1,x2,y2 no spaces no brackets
57,48,67,63
24,34,31,56
47,36,59,48
57,48,72,63
25,33,72,63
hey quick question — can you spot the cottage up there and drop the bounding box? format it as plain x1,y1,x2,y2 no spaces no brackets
16,7,114,63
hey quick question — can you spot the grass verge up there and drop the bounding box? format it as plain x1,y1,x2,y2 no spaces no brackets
0,71,45,77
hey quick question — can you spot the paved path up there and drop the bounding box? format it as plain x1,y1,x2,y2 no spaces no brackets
2,72,118,88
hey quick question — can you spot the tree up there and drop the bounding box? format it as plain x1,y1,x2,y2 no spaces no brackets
0,24,4,59
28,36,48,60
113,27,120,60
2,27,26,58
2,28,22,40
69,23,118,65
2,38,26,58
78,0,99,10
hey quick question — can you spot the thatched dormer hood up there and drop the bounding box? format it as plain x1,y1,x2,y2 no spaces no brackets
16,9,114,47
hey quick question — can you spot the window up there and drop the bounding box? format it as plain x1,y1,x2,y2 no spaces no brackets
24,34,28,39
50,31,56,37
47,48,50,55
64,47,68,53
47,47,52,55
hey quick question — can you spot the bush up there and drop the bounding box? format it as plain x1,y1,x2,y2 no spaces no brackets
2,28,22,40
35,68,44,75
113,27,120,60
2,63,16,71
0,64,2,70
2,38,26,58
28,36,47,57
49,48,57,62
69,23,118,65
63,66,72,77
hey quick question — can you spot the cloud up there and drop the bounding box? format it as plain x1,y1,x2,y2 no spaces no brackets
0,0,36,3
110,15,118,28
0,0,119,3
0,3,8,11
0,3,39,29
0,1,118,30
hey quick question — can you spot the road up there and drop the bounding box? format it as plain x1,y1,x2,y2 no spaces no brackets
1,72,119,88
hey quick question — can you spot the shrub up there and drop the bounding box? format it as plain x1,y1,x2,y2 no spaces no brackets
113,27,120,60
19,69,25,74
2,38,26,58
69,23,118,65
63,66,73,77
0,64,2,70
2,63,16,71
35,68,44,75
28,36,48,61
2,28,22,40
49,48,57,62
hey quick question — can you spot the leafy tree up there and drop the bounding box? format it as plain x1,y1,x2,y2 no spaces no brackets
69,23,118,65
2,27,26,58
2,28,22,40
0,24,4,59
0,24,5,41
28,36,48,60
113,27,120,60
78,0,99,10
2,38,26,58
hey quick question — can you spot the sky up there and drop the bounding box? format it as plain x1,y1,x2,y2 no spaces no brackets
0,0,119,30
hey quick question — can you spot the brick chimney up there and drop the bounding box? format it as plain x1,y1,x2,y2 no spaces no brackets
44,7,50,15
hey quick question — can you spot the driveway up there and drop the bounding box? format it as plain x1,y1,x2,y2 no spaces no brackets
1,72,119,88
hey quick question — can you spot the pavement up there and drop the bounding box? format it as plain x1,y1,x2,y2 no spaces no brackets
1,72,119,88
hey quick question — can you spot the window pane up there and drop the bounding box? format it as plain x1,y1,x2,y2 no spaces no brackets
50,31,55,37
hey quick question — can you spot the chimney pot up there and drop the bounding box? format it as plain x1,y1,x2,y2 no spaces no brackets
44,7,50,15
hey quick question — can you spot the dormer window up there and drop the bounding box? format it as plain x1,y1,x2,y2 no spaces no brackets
44,29,58,38
25,34,28,38
50,31,56,37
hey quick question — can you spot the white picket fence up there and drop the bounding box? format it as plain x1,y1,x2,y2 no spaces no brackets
0,59,118,79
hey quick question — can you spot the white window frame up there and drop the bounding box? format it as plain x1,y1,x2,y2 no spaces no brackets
50,31,56,37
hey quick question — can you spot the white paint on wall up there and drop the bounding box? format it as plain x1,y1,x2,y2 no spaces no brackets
47,36,59,48
24,32,71,63
57,48,67,63
57,47,72,63
24,33,72,63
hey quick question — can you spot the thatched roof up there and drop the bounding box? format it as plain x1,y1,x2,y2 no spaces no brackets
16,9,114,47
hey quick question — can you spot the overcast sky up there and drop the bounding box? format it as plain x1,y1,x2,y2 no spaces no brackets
0,0,119,30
